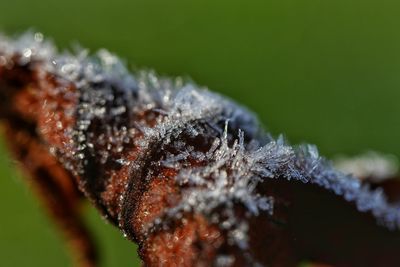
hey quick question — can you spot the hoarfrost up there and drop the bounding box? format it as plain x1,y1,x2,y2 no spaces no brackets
3,31,400,262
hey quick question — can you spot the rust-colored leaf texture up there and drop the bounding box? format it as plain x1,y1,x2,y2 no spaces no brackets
0,32,400,267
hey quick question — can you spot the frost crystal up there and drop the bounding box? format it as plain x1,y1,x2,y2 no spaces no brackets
2,31,400,265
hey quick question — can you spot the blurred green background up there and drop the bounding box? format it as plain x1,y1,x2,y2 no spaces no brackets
1,0,400,266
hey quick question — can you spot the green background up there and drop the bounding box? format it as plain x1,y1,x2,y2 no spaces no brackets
1,0,400,266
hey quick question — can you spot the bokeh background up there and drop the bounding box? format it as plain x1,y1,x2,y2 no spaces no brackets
1,1,400,266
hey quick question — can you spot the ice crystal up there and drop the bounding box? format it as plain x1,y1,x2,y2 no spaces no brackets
0,31,55,66
2,31,400,260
